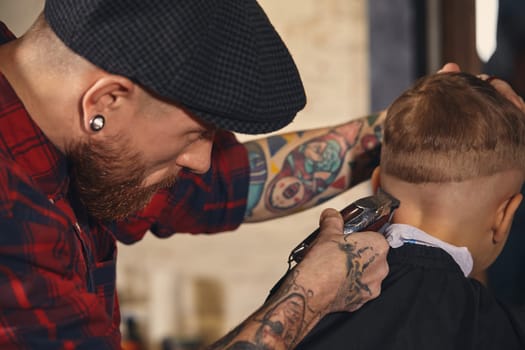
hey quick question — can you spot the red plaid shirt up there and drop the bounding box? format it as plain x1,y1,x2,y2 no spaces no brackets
0,23,249,349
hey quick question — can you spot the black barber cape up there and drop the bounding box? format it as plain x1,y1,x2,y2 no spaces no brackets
293,244,525,350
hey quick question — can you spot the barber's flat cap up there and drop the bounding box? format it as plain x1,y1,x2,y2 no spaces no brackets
44,0,306,134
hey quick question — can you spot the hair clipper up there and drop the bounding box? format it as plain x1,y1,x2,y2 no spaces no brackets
287,189,400,269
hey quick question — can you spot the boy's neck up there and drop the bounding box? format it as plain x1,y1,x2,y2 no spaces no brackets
381,175,492,271
381,170,524,276
385,223,474,276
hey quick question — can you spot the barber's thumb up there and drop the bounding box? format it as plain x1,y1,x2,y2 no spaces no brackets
318,208,344,235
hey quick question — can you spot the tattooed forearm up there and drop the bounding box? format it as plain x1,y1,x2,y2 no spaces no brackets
208,234,384,349
244,113,385,221
252,293,306,348
208,274,313,350
245,142,268,217
263,120,363,213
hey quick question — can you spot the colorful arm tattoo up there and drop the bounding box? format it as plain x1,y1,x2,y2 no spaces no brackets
264,120,363,212
245,114,384,220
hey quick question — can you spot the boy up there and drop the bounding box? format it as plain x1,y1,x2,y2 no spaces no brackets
294,72,525,349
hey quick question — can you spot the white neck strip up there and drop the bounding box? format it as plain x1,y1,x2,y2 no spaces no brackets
385,223,473,277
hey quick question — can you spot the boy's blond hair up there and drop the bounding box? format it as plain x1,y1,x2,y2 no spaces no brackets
381,72,525,183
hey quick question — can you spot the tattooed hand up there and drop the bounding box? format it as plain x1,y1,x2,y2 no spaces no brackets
208,208,388,350
296,208,389,314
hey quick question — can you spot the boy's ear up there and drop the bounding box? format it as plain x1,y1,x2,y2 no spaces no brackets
493,193,523,244
371,167,381,193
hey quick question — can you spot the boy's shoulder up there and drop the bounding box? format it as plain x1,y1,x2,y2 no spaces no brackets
297,244,524,350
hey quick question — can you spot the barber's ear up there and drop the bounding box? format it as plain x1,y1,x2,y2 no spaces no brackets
80,75,135,133
493,193,523,244
371,167,381,194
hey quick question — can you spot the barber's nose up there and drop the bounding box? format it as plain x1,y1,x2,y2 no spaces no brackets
177,138,213,174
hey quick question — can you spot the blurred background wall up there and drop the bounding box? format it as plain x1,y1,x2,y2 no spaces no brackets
0,0,43,35
2,1,520,349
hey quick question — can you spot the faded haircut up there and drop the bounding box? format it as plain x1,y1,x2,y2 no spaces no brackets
23,13,89,76
381,72,525,183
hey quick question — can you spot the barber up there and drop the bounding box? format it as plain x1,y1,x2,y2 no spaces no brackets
0,1,388,349
0,1,522,349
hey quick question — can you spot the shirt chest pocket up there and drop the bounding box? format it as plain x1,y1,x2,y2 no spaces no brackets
52,196,118,318
71,222,117,318
91,246,117,318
